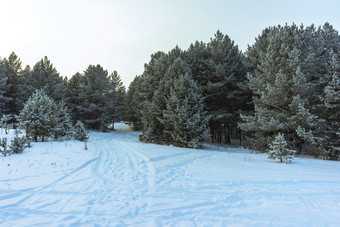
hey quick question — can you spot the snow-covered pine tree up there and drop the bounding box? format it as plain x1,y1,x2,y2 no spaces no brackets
267,133,296,163
139,49,186,144
0,114,13,134
18,89,57,142
0,138,9,156
159,57,190,143
240,24,319,152
9,131,27,154
53,101,73,140
164,70,208,148
318,52,340,160
140,98,164,143
74,120,89,145
139,51,172,143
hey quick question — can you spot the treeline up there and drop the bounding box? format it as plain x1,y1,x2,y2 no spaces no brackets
126,23,339,160
126,31,251,148
0,54,126,131
1,23,339,160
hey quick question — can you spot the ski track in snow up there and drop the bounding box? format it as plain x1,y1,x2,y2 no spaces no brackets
1,129,340,226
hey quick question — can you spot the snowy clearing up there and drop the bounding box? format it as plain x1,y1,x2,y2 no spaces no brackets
1,126,340,226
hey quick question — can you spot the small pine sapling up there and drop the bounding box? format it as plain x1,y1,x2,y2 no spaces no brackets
74,121,89,150
267,133,296,163
1,114,12,134
25,137,33,148
9,131,28,154
0,138,11,156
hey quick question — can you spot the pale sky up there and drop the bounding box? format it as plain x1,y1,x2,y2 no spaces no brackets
1,0,340,87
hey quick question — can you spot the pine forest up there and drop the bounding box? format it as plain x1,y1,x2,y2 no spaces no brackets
1,23,339,160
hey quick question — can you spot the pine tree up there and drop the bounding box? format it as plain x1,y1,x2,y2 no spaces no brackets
186,41,210,85
0,138,9,156
65,72,84,122
104,71,126,130
77,65,109,130
125,76,143,130
140,98,164,143
318,52,340,160
74,120,89,141
53,102,73,140
9,131,27,154
164,73,208,148
18,89,57,142
158,57,190,142
0,77,9,115
139,51,172,143
29,56,66,103
0,52,23,114
240,24,320,152
0,114,13,134
15,65,34,113
206,30,248,144
267,133,296,163
65,66,126,131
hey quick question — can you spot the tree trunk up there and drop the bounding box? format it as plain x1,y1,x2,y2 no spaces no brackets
211,128,214,143
225,126,231,145
239,130,242,147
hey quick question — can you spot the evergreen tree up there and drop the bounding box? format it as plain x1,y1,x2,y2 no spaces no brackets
66,66,126,131
74,120,89,142
0,52,23,114
29,56,66,102
18,89,57,142
186,41,210,86
65,72,84,122
0,138,9,156
9,131,27,154
318,52,340,160
267,133,296,163
53,101,73,140
15,65,34,112
161,57,192,143
77,65,109,130
240,24,319,152
206,31,248,144
164,73,208,148
139,51,171,142
18,89,72,142
0,114,13,134
104,71,126,130
125,76,143,130
0,77,9,115
140,98,164,143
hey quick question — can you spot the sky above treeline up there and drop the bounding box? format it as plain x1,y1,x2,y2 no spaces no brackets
1,0,340,86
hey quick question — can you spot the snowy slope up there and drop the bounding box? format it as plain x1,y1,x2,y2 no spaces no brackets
1,126,340,226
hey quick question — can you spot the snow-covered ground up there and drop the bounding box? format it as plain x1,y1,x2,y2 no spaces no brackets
1,125,340,226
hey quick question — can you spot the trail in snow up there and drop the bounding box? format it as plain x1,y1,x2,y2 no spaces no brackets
1,128,340,226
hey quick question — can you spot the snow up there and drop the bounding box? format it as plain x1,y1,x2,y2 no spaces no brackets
1,125,340,226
